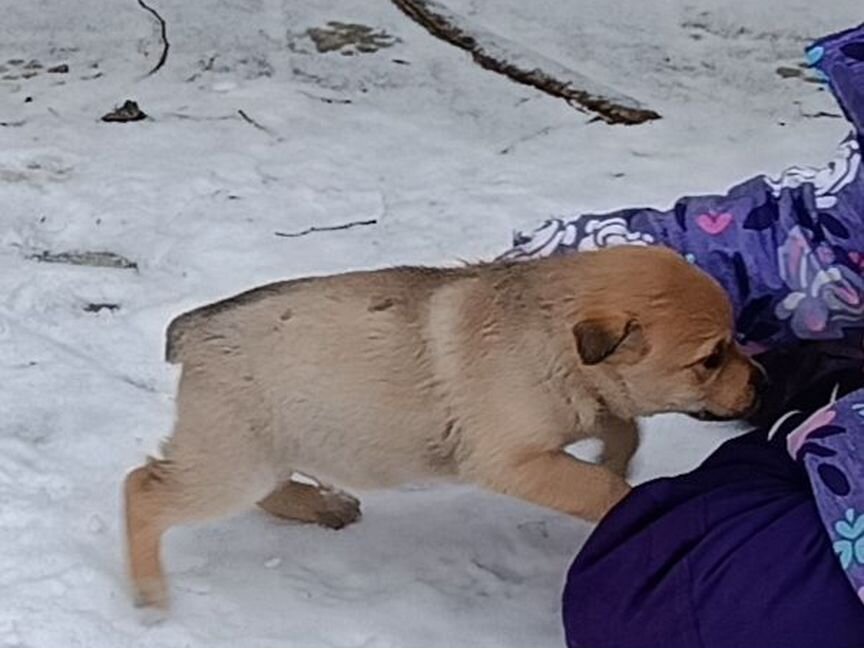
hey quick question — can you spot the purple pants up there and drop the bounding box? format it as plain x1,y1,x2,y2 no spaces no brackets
563,348,864,648
503,23,864,648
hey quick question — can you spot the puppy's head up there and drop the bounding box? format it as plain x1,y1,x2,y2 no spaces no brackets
571,247,763,421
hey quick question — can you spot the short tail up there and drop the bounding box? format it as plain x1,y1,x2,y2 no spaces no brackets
164,312,196,363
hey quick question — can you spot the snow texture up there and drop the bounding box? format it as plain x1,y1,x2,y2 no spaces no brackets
0,0,861,646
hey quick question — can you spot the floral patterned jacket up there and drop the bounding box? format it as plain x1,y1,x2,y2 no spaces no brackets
501,24,864,605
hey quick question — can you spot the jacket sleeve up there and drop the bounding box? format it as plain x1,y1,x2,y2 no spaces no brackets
500,134,864,352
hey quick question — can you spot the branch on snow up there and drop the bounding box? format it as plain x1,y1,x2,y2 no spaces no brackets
136,0,170,77
275,219,378,239
390,0,660,126
237,109,277,136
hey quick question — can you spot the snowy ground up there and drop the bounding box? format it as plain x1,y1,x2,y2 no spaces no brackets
0,1,861,646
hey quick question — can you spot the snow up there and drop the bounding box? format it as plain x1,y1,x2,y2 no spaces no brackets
0,1,861,646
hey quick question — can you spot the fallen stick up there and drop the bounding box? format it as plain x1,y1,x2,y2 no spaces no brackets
136,0,170,77
391,0,660,125
238,109,280,139
275,219,378,238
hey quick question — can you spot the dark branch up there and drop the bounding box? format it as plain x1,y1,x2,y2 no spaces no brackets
391,0,660,125
237,109,276,136
136,0,170,77
165,112,238,122
275,219,378,238
297,90,353,105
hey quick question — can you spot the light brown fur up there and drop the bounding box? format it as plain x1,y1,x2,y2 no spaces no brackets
124,246,761,608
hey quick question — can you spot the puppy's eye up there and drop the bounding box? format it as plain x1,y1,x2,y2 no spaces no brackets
701,345,724,370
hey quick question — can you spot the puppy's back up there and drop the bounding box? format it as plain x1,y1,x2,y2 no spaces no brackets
164,266,473,365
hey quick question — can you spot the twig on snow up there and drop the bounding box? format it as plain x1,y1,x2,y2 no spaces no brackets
237,109,277,136
275,219,378,238
499,125,554,155
297,90,353,105
165,111,239,122
390,0,660,125
800,109,843,120
136,0,170,77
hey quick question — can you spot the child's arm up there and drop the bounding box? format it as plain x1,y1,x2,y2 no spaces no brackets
501,133,864,353
503,24,864,353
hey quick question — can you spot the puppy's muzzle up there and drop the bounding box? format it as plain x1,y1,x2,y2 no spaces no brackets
691,366,768,422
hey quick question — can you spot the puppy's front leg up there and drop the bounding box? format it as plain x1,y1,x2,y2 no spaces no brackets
596,415,640,479
479,450,631,522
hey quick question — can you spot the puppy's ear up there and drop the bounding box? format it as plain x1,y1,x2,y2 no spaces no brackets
573,315,646,365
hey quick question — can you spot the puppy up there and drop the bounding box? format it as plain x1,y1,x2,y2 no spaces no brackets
125,245,761,608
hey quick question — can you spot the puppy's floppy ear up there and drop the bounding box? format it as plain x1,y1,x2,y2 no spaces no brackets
573,315,646,365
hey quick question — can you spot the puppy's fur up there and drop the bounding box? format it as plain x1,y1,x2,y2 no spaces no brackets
125,246,760,608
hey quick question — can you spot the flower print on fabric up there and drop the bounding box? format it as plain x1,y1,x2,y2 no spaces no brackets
775,226,864,339
786,405,842,459
576,217,656,251
508,218,577,259
848,251,864,273
763,133,860,210
500,216,654,260
783,397,852,497
834,508,864,571
694,212,734,235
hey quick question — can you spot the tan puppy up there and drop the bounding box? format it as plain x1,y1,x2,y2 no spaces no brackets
125,246,761,609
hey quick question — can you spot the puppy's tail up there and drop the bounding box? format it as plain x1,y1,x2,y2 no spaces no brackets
164,312,199,364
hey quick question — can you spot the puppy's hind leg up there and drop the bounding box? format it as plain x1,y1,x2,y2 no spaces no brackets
258,480,361,530
125,460,174,611
124,364,278,610
125,455,277,609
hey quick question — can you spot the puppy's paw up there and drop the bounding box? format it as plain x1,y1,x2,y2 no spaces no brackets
132,578,169,616
315,489,362,530
258,481,362,529
581,478,632,523
136,604,169,627
600,479,632,519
